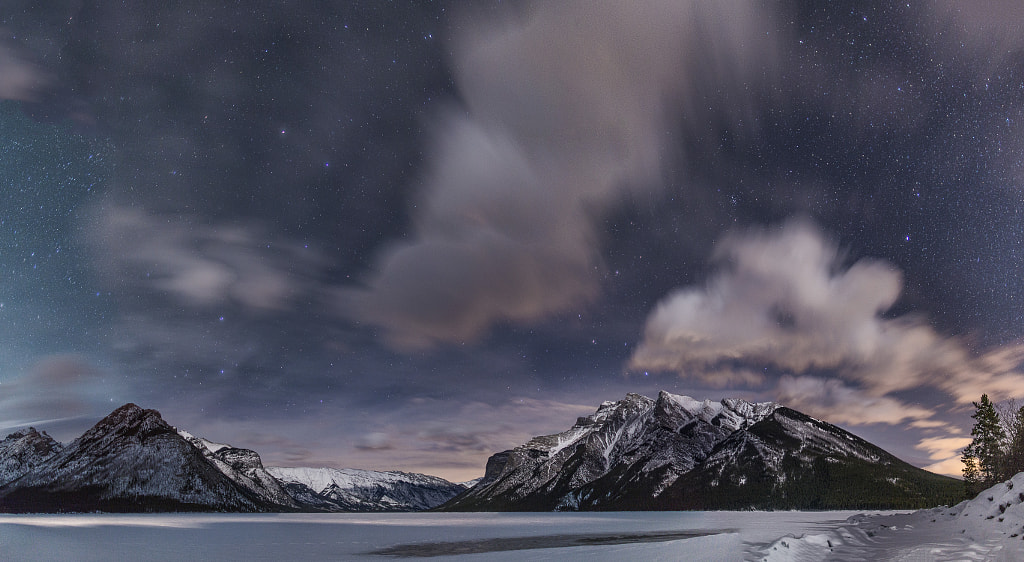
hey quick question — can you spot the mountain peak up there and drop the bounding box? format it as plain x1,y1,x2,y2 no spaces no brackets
440,391,961,511
76,402,172,444
2,427,54,445
0,403,276,513
108,402,160,421
1,404,470,513
0,427,64,487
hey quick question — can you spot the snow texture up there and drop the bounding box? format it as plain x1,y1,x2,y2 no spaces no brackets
0,510,859,560
758,472,1024,561
7,506,1024,561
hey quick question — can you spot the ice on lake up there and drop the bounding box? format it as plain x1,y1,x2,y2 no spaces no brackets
0,510,880,561
11,470,1024,560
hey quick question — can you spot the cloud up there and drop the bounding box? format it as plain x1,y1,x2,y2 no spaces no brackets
929,1,1024,72
0,42,49,101
632,220,905,382
165,394,596,482
943,344,1024,405
631,220,1024,419
776,376,943,428
90,203,323,311
354,432,395,452
344,0,778,349
0,355,117,438
918,435,974,478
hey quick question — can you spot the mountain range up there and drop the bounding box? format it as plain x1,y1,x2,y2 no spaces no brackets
440,391,963,511
0,393,964,513
0,403,468,513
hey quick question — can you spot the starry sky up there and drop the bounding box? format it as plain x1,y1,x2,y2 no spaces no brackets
3,1,1024,481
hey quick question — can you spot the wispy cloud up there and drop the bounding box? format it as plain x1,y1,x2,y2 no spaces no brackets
776,375,943,428
344,0,778,349
164,394,596,482
90,203,324,311
917,435,974,478
0,354,119,439
0,41,49,101
929,1,1024,73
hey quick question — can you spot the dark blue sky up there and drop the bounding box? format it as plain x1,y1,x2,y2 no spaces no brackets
2,1,1024,480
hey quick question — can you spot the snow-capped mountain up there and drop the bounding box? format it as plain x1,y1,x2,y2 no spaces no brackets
177,430,299,510
441,391,962,511
0,427,63,487
0,404,277,512
267,467,469,512
0,403,469,513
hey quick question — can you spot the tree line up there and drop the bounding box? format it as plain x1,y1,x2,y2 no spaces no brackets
962,394,1024,496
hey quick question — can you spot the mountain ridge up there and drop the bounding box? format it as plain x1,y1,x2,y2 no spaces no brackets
267,466,468,512
0,394,962,513
0,427,63,487
440,391,963,511
0,403,270,512
0,403,468,513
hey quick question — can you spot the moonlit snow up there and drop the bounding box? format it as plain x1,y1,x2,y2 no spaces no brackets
2,487,1023,562
0,511,853,561
762,471,1024,561
6,475,1024,561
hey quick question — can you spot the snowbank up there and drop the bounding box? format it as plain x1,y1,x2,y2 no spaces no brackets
759,472,1024,561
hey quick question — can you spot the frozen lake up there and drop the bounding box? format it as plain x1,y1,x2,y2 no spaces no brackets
0,511,872,561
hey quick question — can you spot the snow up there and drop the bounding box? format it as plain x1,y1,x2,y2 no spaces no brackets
266,466,452,493
175,429,229,454
7,506,1022,561
264,466,464,511
760,472,1024,561
544,426,590,457
0,511,863,561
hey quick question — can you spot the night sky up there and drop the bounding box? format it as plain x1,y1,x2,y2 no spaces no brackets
2,1,1024,481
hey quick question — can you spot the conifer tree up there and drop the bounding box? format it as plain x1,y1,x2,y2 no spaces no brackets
963,394,1006,495
961,447,980,496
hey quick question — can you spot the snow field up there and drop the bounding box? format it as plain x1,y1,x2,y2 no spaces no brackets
0,511,857,561
759,472,1024,561
5,494,1024,562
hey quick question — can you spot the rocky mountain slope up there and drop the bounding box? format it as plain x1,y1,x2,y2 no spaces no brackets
0,427,63,487
440,391,962,511
178,429,299,510
0,403,467,513
0,404,273,512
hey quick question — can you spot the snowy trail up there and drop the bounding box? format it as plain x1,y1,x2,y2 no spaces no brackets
756,473,1024,561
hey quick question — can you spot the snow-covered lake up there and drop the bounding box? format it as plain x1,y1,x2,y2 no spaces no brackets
0,510,910,561
13,464,1024,560
3,505,1023,561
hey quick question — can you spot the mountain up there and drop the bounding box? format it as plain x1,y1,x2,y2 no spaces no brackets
0,403,469,513
0,427,63,487
0,404,282,512
440,391,963,511
178,430,299,510
266,466,469,512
